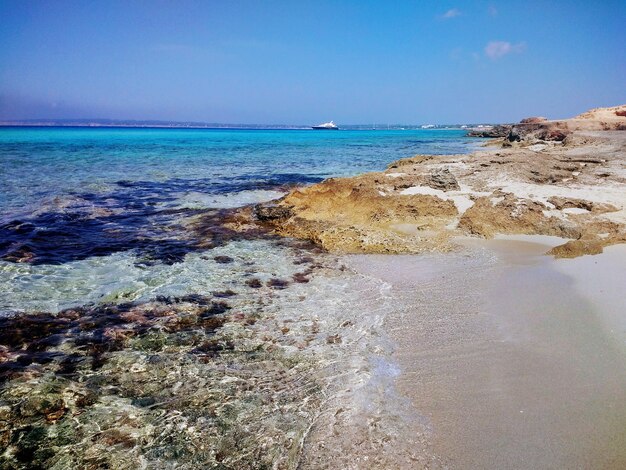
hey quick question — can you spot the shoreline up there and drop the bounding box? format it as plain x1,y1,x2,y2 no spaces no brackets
343,238,626,469
254,106,626,467
1,106,624,467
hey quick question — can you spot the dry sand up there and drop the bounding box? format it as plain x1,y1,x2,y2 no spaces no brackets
345,239,626,469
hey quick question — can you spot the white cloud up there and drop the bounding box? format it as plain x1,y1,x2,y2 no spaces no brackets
484,41,526,59
488,5,498,17
441,8,461,19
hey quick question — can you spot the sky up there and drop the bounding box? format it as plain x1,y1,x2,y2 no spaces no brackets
0,0,624,124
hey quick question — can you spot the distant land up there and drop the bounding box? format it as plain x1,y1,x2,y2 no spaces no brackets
0,118,496,131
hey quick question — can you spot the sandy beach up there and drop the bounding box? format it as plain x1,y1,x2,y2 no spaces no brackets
253,106,626,468
2,2,625,467
345,240,626,469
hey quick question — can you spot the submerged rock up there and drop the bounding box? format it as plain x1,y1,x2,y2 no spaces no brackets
0,250,337,469
267,278,290,289
245,278,263,288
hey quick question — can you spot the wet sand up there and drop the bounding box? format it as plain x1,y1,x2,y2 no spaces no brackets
345,238,626,469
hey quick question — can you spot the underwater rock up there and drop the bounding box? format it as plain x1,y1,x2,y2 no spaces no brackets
267,278,290,289
292,272,310,283
19,395,66,421
212,289,238,298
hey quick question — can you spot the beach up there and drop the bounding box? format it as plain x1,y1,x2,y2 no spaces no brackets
1,107,625,468
345,240,626,468
2,0,624,467
253,106,626,468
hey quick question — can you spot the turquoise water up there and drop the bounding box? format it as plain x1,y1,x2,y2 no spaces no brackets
0,126,475,467
0,126,476,312
1,127,474,219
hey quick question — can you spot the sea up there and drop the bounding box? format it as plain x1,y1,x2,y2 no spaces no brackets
0,126,475,468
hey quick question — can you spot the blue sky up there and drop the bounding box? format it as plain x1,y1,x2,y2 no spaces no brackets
0,0,624,124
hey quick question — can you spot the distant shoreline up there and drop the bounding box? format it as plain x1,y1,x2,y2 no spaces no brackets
0,121,489,131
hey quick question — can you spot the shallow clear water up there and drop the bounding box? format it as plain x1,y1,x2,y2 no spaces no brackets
1,126,474,312
0,126,474,467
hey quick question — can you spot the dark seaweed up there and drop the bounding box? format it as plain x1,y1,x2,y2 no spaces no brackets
0,295,230,383
0,173,322,266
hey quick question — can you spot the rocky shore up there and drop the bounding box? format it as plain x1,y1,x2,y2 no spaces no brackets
253,105,626,258
1,105,624,469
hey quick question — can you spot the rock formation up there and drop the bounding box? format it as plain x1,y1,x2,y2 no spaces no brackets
249,105,626,258
466,125,511,138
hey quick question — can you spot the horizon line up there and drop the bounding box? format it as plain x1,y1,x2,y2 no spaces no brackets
0,117,504,129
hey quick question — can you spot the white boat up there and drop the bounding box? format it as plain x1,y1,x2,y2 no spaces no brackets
312,120,339,130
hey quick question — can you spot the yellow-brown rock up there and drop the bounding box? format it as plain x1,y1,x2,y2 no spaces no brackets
252,105,626,258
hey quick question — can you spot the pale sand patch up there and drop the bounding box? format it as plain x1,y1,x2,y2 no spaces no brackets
399,185,447,197
553,244,626,348
489,179,626,223
527,143,547,152
493,233,568,246
424,161,470,170
457,234,572,264
344,240,626,469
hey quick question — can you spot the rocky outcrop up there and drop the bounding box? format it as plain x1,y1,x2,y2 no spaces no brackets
576,104,626,121
254,204,293,221
546,197,618,213
520,116,548,124
248,106,626,258
467,125,511,138
387,155,433,169
458,194,580,239
254,175,459,254
507,121,570,143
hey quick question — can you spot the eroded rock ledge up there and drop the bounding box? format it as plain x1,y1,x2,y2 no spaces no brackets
252,106,626,258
